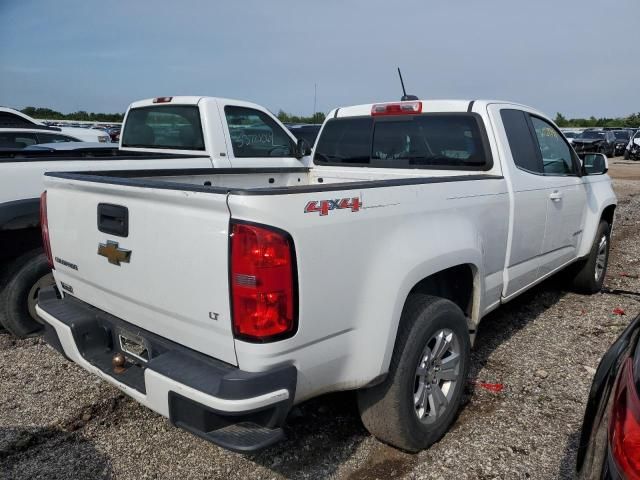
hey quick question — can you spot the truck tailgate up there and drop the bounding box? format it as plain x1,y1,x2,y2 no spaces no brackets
44,179,237,365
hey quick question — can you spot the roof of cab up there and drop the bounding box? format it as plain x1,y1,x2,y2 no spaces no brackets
329,99,544,118
127,96,270,111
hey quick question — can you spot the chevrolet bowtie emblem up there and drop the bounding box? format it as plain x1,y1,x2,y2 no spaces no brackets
98,240,132,266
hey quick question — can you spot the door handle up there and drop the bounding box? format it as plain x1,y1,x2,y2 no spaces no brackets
549,191,563,202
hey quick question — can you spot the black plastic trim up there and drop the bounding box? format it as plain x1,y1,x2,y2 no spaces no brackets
467,100,475,112
37,287,298,401
0,151,208,162
168,392,289,452
45,169,504,197
97,203,129,237
0,197,40,230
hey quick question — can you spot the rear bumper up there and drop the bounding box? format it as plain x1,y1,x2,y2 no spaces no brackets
36,287,296,452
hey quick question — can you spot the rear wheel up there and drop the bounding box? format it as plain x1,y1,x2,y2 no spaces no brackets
357,295,470,452
570,220,610,294
0,249,54,338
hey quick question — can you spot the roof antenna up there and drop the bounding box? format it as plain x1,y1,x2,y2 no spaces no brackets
397,68,418,101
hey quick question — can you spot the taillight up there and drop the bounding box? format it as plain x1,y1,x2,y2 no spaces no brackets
152,97,173,103
230,222,297,342
40,191,53,268
609,358,640,479
371,101,422,116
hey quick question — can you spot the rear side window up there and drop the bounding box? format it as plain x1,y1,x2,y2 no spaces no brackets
0,132,38,148
500,109,542,174
314,117,372,164
314,114,490,169
224,106,295,158
121,105,205,150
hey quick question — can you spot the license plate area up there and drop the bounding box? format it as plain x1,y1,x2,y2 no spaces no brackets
118,330,149,363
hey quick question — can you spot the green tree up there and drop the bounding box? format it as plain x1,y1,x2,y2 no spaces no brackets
554,113,568,127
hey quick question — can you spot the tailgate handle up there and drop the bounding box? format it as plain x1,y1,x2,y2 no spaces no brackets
97,203,129,237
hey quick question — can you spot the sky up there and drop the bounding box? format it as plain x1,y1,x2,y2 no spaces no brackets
0,0,638,119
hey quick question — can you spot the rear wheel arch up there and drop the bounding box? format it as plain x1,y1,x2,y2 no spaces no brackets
381,264,478,375
601,204,616,228
407,264,478,322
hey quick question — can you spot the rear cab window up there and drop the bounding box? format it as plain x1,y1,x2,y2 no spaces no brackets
121,105,205,150
314,113,491,169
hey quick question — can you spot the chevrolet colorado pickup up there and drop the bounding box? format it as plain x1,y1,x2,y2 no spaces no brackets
0,96,308,338
37,99,616,453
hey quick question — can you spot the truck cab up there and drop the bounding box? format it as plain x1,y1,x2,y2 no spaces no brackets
119,96,310,168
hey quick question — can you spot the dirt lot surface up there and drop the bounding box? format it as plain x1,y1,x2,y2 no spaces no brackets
1,160,639,479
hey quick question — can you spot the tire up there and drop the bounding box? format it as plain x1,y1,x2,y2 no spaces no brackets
570,220,610,294
0,249,54,338
624,150,630,160
357,294,470,452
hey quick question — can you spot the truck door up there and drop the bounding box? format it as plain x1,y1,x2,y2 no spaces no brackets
219,103,306,168
527,115,587,276
492,107,549,298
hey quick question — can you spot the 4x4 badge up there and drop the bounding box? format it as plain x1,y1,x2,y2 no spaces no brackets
98,240,132,266
304,197,361,216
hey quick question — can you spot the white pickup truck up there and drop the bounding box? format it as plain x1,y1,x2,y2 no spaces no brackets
0,96,308,338
37,99,616,453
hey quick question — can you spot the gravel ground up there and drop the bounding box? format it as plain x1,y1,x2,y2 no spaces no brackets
1,160,639,480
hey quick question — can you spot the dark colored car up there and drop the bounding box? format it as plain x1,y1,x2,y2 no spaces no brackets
613,130,632,157
628,132,640,161
576,313,640,479
285,124,322,148
106,126,121,142
573,130,617,157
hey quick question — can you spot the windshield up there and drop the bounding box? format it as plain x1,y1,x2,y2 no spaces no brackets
314,114,489,169
579,131,605,140
614,131,630,140
121,105,205,150
563,132,577,138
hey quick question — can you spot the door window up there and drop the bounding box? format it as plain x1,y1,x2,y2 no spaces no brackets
530,116,576,175
224,106,294,158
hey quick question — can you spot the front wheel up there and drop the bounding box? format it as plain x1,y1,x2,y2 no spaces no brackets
569,220,610,294
357,295,470,452
0,249,54,338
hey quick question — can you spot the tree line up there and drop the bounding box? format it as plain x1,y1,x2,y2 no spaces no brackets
21,106,328,125
21,107,125,122
276,110,325,124
26,105,638,128
554,112,640,128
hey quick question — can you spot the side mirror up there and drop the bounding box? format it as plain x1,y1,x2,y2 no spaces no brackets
581,153,608,175
295,138,312,159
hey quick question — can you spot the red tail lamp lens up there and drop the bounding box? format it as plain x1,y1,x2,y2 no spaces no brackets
40,191,53,268
609,358,640,479
230,222,296,341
